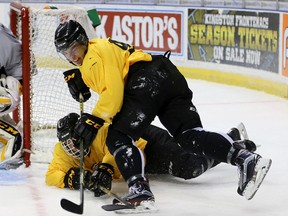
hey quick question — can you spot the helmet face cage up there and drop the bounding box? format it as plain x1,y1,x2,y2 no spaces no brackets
61,138,90,159
54,20,88,54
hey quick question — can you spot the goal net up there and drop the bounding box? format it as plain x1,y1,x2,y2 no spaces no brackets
10,2,99,166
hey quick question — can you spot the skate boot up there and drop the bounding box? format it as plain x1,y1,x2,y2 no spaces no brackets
227,124,257,152
109,180,157,213
113,180,155,206
234,149,272,200
125,180,155,205
227,127,241,141
233,140,257,152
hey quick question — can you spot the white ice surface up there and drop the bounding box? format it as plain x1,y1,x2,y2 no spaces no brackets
0,79,287,216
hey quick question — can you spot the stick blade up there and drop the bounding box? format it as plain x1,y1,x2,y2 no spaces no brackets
102,204,135,211
60,198,83,214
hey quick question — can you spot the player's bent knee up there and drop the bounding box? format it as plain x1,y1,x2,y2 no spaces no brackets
175,128,207,153
106,126,133,155
171,153,213,179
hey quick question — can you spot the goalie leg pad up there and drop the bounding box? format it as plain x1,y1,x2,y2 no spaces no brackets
0,118,23,165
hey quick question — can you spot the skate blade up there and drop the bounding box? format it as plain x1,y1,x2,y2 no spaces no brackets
115,201,158,214
237,122,261,148
237,122,249,140
243,158,272,200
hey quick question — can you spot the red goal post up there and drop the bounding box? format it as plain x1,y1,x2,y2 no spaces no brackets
9,2,98,167
10,2,32,167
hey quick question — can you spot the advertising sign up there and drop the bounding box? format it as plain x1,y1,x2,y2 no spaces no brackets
95,9,184,57
188,9,279,73
282,13,288,77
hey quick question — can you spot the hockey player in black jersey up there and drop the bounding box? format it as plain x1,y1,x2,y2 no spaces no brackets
54,20,272,208
47,113,256,193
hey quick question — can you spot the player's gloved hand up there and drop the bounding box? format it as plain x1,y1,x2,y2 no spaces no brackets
64,167,92,190
0,76,22,115
63,68,91,102
72,113,104,149
87,163,114,197
57,113,79,142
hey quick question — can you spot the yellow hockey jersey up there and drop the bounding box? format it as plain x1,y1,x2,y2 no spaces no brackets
79,38,152,122
45,123,147,188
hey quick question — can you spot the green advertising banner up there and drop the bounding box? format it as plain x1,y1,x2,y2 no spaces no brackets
188,9,279,73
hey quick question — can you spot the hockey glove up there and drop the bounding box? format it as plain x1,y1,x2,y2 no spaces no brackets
0,66,6,75
57,113,79,142
63,68,91,102
72,113,104,149
88,163,114,197
64,167,92,190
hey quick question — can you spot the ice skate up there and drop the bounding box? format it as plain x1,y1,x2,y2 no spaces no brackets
110,180,157,213
115,180,155,206
228,123,257,152
235,149,272,200
227,127,241,141
233,140,257,152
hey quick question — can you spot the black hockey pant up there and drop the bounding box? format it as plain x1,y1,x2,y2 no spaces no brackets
143,125,220,179
106,55,234,184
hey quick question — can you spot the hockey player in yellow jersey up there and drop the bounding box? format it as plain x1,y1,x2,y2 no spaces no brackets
46,113,217,196
46,112,257,197
54,20,271,207
46,113,146,196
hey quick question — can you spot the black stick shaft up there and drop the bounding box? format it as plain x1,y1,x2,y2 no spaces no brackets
60,93,85,214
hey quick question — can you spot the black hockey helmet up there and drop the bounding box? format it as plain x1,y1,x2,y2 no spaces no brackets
57,113,90,159
54,20,88,53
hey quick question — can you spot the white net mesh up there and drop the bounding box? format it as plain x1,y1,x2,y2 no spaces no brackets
12,4,98,163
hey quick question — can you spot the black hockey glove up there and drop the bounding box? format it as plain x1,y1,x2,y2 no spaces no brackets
72,113,104,149
63,68,91,102
64,167,92,190
57,113,79,142
87,163,114,197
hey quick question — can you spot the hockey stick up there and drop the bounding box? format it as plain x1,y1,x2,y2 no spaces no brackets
99,186,134,207
60,93,85,214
